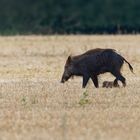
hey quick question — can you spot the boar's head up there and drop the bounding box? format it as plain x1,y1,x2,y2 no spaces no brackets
61,56,75,83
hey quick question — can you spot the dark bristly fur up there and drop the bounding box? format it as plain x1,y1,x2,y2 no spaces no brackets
61,48,134,88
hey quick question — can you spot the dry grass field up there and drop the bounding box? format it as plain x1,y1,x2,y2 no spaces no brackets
0,35,139,140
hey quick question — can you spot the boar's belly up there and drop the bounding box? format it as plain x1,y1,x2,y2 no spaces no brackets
94,66,110,75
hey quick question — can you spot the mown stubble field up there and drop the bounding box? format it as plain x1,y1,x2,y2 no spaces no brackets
0,35,139,140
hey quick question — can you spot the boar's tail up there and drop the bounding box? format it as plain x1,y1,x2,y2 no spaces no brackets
122,57,134,73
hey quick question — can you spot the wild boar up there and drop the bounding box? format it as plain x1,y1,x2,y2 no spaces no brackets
102,81,119,88
61,48,133,88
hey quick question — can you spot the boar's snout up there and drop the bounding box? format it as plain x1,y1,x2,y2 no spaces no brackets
60,72,71,83
60,77,65,83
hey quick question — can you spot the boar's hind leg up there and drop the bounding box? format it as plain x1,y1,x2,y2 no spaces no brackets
111,71,126,87
118,75,126,87
113,79,119,87
82,75,90,88
91,76,99,88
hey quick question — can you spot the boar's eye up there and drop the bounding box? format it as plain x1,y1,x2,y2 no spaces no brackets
65,65,68,69
65,63,73,69
65,63,71,68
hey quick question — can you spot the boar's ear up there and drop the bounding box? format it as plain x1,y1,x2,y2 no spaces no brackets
67,55,72,63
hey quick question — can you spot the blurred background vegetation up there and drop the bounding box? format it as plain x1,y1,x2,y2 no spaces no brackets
0,0,140,35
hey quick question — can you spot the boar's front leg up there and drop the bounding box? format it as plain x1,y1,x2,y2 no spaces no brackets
91,75,99,88
82,74,90,88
